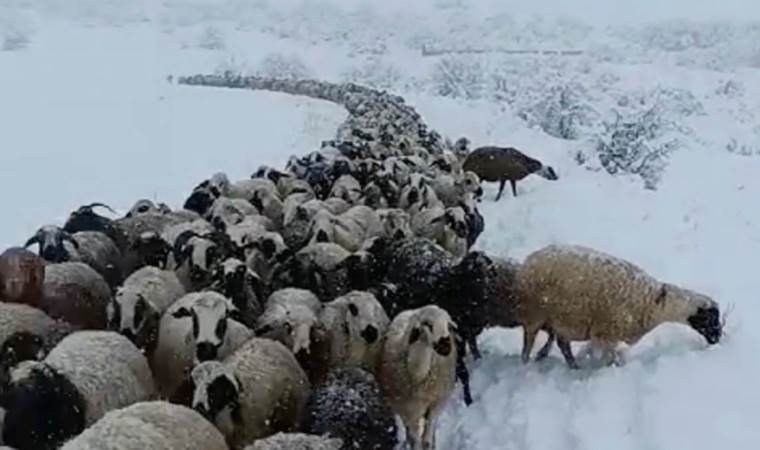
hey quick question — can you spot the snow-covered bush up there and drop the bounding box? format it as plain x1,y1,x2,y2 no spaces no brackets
342,58,405,90
431,56,486,100
514,81,598,140
197,25,225,50
592,107,681,190
255,53,312,80
715,79,745,98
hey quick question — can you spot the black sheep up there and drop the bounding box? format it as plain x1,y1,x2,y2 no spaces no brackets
365,236,496,405
302,367,398,450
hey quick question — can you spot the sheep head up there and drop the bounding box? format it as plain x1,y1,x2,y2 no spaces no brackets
657,283,722,345
109,290,160,352
24,225,78,263
171,293,239,363
537,165,559,181
190,361,243,435
125,199,159,218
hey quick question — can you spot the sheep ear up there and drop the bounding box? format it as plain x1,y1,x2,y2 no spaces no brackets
172,307,193,319
227,308,244,324
254,324,273,336
408,327,421,345
295,205,309,220
430,214,445,224
250,192,263,212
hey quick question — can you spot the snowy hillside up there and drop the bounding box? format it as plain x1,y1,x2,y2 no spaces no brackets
2,1,760,449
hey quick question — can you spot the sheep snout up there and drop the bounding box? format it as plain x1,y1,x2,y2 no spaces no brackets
688,306,722,344
433,336,452,356
361,325,379,344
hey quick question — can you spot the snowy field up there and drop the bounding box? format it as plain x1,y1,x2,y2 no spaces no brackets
2,1,760,449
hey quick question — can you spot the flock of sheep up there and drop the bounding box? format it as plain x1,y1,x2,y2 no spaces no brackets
0,74,725,450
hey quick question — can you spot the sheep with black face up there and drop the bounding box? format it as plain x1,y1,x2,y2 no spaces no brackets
514,244,723,368
107,266,185,354
171,231,221,292
190,338,310,449
209,258,264,329
25,225,124,289
411,206,470,259
150,292,253,398
1,331,155,450
319,291,390,378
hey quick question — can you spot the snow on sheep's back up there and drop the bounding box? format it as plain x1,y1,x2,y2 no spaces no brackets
0,23,345,251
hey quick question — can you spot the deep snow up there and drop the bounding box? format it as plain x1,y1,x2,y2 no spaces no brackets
2,1,760,449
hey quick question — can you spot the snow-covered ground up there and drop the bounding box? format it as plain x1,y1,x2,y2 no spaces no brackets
2,1,760,449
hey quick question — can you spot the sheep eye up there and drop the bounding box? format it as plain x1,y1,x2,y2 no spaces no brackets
422,320,433,331
348,303,359,317
283,322,293,334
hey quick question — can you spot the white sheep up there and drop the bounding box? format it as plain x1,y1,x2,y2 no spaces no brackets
59,401,229,450
161,219,215,255
224,215,276,251
277,177,315,200
172,233,220,292
245,433,342,450
308,205,383,252
190,338,311,449
430,171,482,207
254,190,285,230
0,303,72,384
379,305,458,450
256,288,325,362
107,266,186,353
515,244,723,368
319,291,390,375
328,174,362,205
398,174,443,212
376,208,413,240
411,206,469,258
208,197,260,230
1,331,156,450
244,231,288,285
150,292,254,398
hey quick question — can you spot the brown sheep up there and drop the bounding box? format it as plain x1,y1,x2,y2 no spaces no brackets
462,146,558,200
0,247,45,308
40,262,112,330
514,244,723,368
486,256,556,360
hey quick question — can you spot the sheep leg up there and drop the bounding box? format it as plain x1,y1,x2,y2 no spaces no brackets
510,180,518,197
495,180,506,201
404,418,424,450
534,327,556,361
556,337,579,369
421,406,439,450
521,324,540,363
455,339,473,406
467,334,482,360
